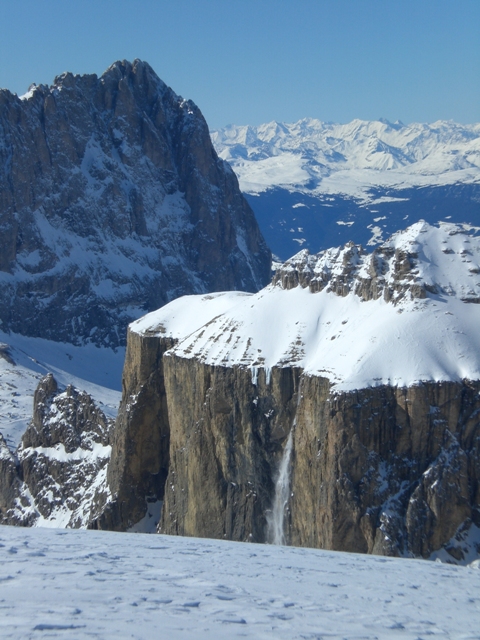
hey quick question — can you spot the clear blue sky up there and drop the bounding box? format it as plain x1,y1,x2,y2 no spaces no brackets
1,0,479,128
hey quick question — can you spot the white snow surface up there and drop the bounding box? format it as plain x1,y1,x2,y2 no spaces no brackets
0,331,123,449
141,222,480,391
1,525,480,639
130,291,251,339
211,118,480,200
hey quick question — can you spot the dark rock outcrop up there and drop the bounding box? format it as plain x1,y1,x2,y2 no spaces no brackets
0,374,113,527
0,59,270,347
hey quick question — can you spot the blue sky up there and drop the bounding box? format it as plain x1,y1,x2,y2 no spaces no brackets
1,0,479,128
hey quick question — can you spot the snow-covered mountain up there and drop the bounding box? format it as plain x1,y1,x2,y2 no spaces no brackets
3,221,480,563
212,119,480,259
172,220,480,389
0,59,270,349
104,221,480,562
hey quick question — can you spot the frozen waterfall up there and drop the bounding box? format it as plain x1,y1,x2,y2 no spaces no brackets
267,430,294,545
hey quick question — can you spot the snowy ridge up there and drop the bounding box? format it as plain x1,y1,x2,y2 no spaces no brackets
148,222,480,390
212,118,480,200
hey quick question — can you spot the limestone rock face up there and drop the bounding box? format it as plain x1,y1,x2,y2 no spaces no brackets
159,359,480,561
0,59,270,347
160,358,300,542
1,374,113,527
92,291,246,532
106,317,480,561
91,330,175,531
289,379,480,559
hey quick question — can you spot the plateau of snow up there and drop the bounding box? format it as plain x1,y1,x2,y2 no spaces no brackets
1,524,480,639
140,222,480,391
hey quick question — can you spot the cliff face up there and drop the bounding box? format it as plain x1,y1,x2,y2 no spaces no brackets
289,378,480,558
160,359,300,542
159,359,480,561
93,292,248,532
0,59,270,347
98,222,480,562
92,330,174,531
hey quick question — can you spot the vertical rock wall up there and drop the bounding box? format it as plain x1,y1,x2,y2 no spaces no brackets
160,357,303,541
91,329,175,530
159,356,480,561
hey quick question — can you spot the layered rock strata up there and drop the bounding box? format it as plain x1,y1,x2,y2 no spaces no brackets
100,222,480,562
0,59,270,347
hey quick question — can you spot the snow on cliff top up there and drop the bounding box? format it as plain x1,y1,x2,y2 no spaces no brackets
130,291,250,339
135,222,480,391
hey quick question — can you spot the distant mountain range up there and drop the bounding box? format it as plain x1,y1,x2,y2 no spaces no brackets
212,118,480,259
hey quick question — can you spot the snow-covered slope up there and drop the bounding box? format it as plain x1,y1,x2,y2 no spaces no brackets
130,291,251,340
212,119,480,259
154,221,480,391
1,525,480,639
0,331,122,450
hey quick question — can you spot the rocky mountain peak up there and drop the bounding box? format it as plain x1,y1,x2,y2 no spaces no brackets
1,374,113,528
273,221,480,304
0,60,270,347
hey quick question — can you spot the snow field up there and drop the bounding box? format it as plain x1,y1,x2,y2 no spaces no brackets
1,525,480,639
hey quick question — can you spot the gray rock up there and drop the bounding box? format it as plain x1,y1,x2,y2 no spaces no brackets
1,374,113,528
0,59,270,347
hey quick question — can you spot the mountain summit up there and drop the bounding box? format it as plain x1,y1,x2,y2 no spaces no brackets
0,59,271,347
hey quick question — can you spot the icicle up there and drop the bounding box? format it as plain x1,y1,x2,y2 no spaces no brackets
265,366,272,386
